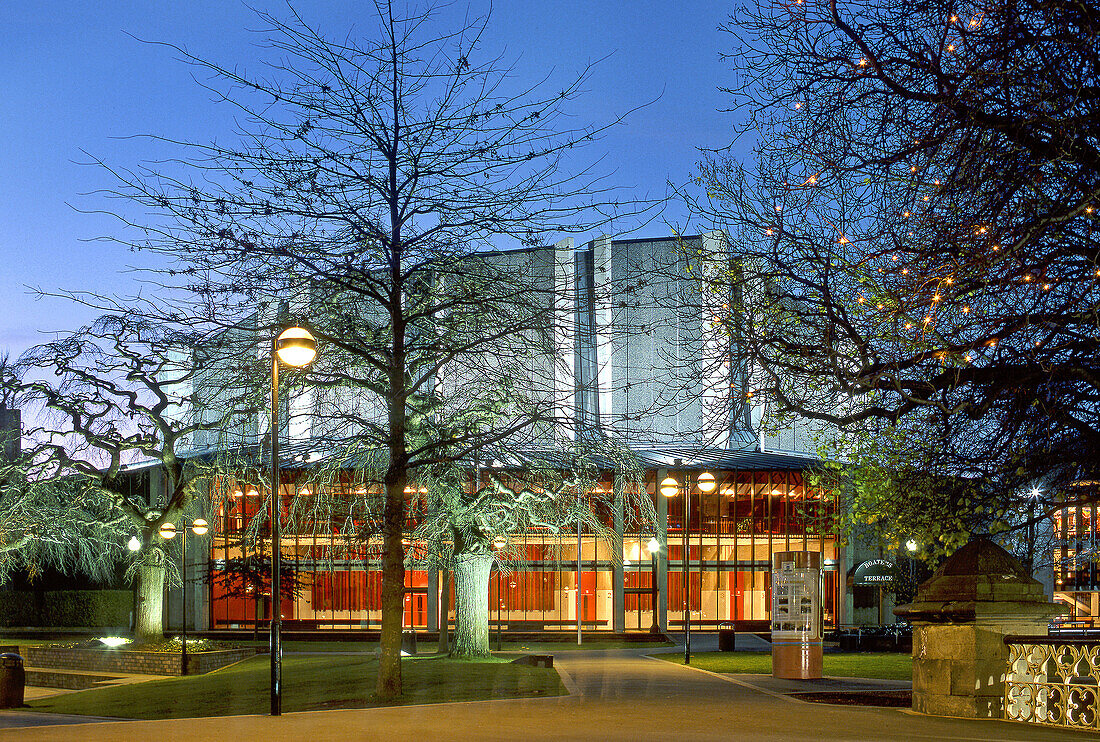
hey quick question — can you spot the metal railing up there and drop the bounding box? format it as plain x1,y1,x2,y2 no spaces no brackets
1004,636,1100,730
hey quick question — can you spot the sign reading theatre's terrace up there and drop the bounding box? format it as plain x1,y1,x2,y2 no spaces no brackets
853,559,895,586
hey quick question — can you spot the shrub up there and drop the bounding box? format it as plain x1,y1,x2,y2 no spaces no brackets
0,590,132,628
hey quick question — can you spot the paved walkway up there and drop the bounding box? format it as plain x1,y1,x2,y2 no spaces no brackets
0,644,1094,741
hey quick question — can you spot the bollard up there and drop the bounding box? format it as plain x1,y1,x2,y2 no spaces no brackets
0,653,25,708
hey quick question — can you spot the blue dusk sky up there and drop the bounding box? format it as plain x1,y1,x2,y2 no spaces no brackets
0,1,744,359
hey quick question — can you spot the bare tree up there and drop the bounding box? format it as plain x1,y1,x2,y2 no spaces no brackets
92,1,655,696
15,313,255,642
687,0,1100,545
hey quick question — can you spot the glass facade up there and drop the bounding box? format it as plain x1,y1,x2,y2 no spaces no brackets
205,467,840,632
1053,503,1100,624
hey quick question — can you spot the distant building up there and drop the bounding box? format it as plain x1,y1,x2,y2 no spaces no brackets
177,234,847,634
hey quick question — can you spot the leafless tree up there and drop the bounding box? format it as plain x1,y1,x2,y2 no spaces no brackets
92,1,656,696
687,0,1100,546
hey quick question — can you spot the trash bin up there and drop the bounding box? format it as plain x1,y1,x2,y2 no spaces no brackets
0,653,24,709
718,623,737,652
401,631,418,655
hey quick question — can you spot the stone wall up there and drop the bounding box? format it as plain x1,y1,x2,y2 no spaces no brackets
22,646,259,676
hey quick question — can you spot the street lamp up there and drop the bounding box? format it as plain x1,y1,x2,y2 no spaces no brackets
661,468,716,665
906,540,919,594
159,518,208,675
646,537,661,634
660,470,689,663
270,325,317,716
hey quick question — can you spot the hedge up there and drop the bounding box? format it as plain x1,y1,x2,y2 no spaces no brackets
0,590,132,628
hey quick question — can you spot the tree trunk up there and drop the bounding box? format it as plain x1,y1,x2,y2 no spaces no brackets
133,564,166,645
437,568,450,654
376,466,407,699
450,551,493,658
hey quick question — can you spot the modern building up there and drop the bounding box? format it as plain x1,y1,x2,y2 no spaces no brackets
170,234,851,635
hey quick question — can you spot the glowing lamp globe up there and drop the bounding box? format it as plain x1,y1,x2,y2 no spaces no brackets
159,522,177,540
127,536,141,552
660,476,679,498
191,518,209,536
697,471,716,493
276,326,317,367
646,537,660,554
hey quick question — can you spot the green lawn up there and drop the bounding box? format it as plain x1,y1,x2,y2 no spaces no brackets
235,639,378,654
659,652,912,681
29,654,565,720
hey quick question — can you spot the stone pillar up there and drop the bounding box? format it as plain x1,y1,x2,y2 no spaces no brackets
894,538,1061,719
656,468,668,633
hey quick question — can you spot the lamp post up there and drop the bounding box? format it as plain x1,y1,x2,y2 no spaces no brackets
158,518,209,675
660,470,688,663
906,539,918,598
270,325,317,716
646,537,661,634
661,468,716,665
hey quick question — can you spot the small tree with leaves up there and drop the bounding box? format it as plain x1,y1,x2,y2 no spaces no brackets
15,313,256,643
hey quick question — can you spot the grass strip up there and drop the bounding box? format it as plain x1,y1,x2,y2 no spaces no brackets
658,651,912,680
29,654,565,719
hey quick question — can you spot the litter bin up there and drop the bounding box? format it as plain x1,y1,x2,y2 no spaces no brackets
0,653,24,708
718,623,737,652
401,631,418,655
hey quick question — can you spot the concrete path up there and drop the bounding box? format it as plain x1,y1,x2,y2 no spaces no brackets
0,644,1094,741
